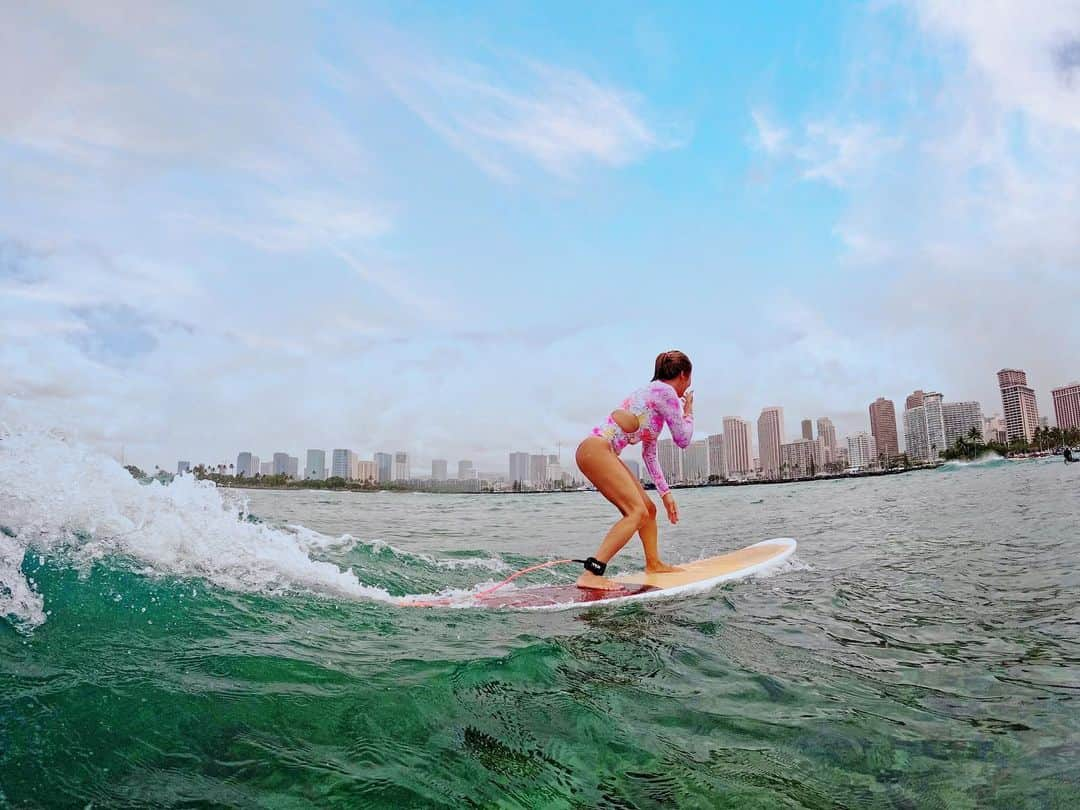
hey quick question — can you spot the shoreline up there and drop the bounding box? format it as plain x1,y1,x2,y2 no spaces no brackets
209,462,940,495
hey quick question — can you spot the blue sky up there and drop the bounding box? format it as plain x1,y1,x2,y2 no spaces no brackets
2,1,1079,473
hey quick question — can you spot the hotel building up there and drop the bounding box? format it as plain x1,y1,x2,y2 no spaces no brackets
757,406,785,480
942,401,984,449
1052,382,1080,431
868,397,899,459
997,369,1039,443
722,417,753,477
816,417,838,464
305,449,326,480
707,433,725,479
847,432,878,469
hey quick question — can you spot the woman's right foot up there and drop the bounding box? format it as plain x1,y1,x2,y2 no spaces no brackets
576,572,621,591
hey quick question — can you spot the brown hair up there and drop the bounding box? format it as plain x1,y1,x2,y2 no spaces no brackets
652,350,692,381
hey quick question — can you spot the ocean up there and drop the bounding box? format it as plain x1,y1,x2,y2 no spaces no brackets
2,434,1078,807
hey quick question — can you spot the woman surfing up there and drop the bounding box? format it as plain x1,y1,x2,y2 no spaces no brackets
575,350,695,590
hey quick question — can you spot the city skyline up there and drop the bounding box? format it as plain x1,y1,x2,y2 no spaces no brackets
181,365,1072,483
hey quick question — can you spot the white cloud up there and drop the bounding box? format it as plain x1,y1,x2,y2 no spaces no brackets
796,121,904,188
365,34,670,180
911,0,1080,131
180,195,394,253
0,3,365,179
751,108,789,154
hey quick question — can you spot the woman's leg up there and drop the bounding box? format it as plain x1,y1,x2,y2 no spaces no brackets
575,437,650,589
621,461,681,574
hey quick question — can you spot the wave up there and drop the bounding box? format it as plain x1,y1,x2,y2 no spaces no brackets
0,429,503,631
938,452,1007,469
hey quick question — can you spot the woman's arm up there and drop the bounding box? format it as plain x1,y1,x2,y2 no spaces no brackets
659,386,694,448
641,438,670,496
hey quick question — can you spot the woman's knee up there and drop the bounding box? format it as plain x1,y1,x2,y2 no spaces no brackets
644,499,657,521
627,504,649,526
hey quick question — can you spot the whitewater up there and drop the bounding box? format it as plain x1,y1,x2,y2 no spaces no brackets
0,430,509,631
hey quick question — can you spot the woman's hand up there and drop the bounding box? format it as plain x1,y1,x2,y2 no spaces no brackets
661,491,679,524
683,389,694,417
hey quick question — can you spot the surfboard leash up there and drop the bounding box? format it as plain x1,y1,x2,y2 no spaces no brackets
400,557,601,608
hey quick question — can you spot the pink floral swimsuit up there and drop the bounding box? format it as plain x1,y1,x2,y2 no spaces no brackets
591,380,694,496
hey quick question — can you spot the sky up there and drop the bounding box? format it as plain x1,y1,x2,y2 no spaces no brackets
2,1,1079,474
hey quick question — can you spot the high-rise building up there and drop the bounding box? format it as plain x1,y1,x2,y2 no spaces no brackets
374,452,392,483
658,438,683,486
780,438,821,479
906,390,926,411
801,419,814,441
816,417,838,464
983,414,1007,444
942,401,984,449
251,455,260,475
722,416,752,477
393,452,410,481
272,452,290,476
458,459,475,480
528,454,547,485
236,452,256,477
331,449,355,479
355,460,375,482
177,461,191,475
624,459,641,481
757,407,785,480
997,369,1039,443
1052,382,1080,431
287,456,299,478
868,398,899,460
431,459,448,481
683,440,709,483
305,449,326,480
847,432,878,468
923,392,947,459
509,452,530,485
903,406,930,462
547,461,564,485
707,433,726,479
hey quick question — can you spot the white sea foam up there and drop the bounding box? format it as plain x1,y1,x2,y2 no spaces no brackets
0,429,498,630
939,451,1005,469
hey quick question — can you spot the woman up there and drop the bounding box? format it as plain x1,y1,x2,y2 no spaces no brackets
575,350,695,590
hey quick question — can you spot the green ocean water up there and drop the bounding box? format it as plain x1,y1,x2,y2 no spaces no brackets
2,454,1079,807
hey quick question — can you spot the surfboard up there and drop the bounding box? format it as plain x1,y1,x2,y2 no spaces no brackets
472,538,797,610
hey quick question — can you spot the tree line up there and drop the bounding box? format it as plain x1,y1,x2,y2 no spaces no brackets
941,425,1080,461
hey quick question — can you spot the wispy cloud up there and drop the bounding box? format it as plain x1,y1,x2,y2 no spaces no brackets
181,195,394,253
751,108,789,154
796,121,904,188
751,109,902,188
331,247,454,325
365,34,671,180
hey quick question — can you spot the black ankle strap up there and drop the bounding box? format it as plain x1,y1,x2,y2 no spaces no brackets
574,557,607,576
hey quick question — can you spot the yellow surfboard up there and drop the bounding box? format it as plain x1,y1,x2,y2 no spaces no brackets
472,538,797,610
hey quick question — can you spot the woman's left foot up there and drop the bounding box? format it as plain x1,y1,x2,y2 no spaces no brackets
645,561,683,574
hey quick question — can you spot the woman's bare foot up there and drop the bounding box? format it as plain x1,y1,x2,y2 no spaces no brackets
645,561,683,574
576,571,622,590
